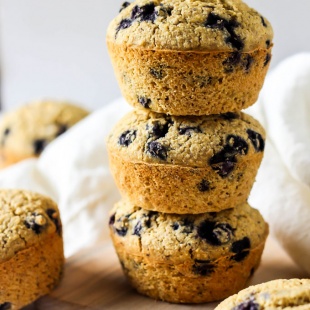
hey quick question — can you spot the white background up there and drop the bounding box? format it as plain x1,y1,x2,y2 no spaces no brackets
0,0,309,111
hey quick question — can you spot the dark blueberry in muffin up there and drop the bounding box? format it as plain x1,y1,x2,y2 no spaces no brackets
193,260,215,276
33,139,47,155
233,296,260,310
264,53,271,67
24,214,46,235
197,179,210,192
46,209,62,236
158,4,173,17
266,40,271,48
115,226,128,237
198,220,234,245
109,213,116,225
243,54,254,73
133,221,142,236
147,141,167,160
148,120,172,138
231,237,251,262
204,13,244,50
138,96,151,109
118,130,137,147
1,127,11,146
131,3,157,22
150,67,165,79
260,16,267,27
119,1,131,12
226,135,249,155
0,303,12,310
182,218,194,234
172,222,179,230
247,129,265,152
223,52,241,73
116,19,133,36
221,112,239,120
179,126,202,136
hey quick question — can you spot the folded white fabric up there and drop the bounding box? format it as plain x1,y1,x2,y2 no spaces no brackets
248,53,310,275
0,54,309,277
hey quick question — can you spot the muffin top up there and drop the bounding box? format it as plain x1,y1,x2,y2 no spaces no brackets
0,189,62,263
107,0,273,52
110,199,268,264
0,99,89,165
107,109,265,177
215,279,310,310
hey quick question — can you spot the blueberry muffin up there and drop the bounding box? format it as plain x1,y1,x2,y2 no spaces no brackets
0,99,89,168
0,189,64,309
109,199,268,304
215,279,310,309
107,109,265,214
107,0,273,116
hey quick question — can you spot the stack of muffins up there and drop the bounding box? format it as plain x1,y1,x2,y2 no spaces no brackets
107,0,273,304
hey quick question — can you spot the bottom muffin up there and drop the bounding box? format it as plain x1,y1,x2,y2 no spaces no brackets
109,200,269,304
215,279,310,309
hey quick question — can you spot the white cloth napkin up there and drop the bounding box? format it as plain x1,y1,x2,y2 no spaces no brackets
0,54,309,276
248,53,310,275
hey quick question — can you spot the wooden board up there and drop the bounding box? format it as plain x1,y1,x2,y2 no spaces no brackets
24,237,307,310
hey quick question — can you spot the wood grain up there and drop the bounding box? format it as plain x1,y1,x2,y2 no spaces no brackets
24,237,307,310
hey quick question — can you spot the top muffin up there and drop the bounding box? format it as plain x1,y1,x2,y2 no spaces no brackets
107,0,273,52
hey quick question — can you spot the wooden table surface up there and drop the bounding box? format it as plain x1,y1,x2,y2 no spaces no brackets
24,237,307,310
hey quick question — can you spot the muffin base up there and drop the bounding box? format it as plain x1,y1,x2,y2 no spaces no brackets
107,42,272,116
112,236,267,304
108,152,263,214
0,235,64,309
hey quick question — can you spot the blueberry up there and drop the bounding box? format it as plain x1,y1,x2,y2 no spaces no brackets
197,179,210,192
266,40,271,48
198,221,234,246
46,209,62,236
178,126,202,136
56,124,68,137
33,139,47,155
0,303,11,310
118,130,137,147
223,52,241,73
145,211,158,228
226,135,249,155
172,222,179,230
148,120,172,138
247,129,265,152
119,1,131,12
260,16,267,27
221,112,239,120
133,221,142,236
131,3,157,22
193,259,215,276
138,96,151,109
210,150,237,177
158,4,173,17
182,218,194,234
115,18,132,36
115,226,128,237
233,297,260,310
109,213,116,225
24,214,46,235
264,53,271,66
205,12,244,50
146,141,167,160
231,237,251,262
243,54,254,73
150,67,165,79
1,128,11,146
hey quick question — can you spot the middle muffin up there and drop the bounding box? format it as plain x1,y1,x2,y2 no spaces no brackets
107,109,265,214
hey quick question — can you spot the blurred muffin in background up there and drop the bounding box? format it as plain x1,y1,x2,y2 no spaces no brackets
0,99,89,168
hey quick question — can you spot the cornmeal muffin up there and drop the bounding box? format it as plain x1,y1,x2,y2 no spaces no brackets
107,0,273,115
0,189,64,309
215,279,310,310
109,199,268,304
0,99,89,168
107,109,265,213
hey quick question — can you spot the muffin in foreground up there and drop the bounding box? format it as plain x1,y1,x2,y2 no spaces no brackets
215,279,310,309
0,189,64,309
0,99,89,168
109,199,268,304
107,0,273,116
107,109,265,214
